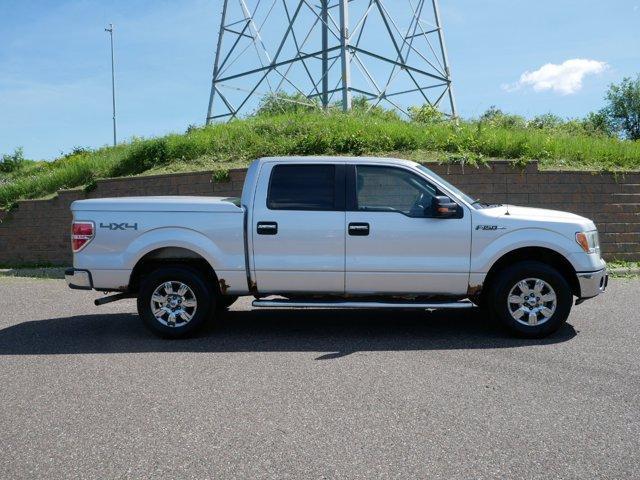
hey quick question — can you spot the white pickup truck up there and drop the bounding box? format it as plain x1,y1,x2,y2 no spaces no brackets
66,156,607,338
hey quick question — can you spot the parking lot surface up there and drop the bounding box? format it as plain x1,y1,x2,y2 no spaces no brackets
0,277,638,479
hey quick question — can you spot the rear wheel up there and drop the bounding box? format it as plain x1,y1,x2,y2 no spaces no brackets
490,261,572,338
137,265,215,338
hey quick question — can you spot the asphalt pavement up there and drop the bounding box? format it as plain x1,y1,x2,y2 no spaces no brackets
0,276,638,479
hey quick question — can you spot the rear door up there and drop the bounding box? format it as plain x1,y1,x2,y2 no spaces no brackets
251,162,346,294
345,164,471,295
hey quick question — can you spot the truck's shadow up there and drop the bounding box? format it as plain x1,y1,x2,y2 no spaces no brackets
0,308,576,358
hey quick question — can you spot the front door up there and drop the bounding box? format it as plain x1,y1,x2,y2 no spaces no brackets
251,162,346,294
345,164,471,295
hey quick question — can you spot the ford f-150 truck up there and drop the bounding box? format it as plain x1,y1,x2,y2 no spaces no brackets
66,156,607,338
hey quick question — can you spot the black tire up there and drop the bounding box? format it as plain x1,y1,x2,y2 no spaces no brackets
472,293,495,324
490,260,572,338
216,295,238,311
137,265,216,338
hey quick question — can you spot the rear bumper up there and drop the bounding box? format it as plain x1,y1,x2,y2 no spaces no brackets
65,268,93,290
576,267,608,301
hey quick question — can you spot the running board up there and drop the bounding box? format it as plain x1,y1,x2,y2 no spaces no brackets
251,299,475,310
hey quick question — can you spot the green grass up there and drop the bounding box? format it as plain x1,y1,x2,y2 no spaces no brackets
2,111,640,208
607,260,640,270
605,260,640,278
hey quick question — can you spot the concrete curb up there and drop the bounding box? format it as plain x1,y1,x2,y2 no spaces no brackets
0,267,67,279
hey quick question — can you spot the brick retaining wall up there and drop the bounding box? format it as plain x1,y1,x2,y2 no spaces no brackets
0,161,638,265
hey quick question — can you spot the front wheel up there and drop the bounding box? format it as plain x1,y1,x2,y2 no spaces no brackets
490,261,573,338
137,265,215,338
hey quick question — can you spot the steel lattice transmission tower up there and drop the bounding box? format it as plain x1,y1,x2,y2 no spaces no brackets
206,0,456,123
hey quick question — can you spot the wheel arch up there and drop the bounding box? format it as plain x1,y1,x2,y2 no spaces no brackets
128,246,222,295
481,246,580,299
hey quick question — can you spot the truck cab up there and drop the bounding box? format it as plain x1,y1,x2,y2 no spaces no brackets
66,156,607,338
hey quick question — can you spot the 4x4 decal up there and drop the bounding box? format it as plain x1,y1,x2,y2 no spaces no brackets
99,222,138,231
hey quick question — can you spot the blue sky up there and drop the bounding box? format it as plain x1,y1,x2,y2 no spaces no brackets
1,0,638,160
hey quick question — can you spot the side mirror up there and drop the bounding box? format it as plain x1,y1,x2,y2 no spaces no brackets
431,195,458,218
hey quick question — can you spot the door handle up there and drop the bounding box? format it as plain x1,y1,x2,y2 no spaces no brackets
257,222,278,235
348,222,370,236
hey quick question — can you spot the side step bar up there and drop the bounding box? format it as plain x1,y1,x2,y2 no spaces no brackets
251,299,475,310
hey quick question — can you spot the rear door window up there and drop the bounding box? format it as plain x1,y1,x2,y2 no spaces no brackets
268,164,336,210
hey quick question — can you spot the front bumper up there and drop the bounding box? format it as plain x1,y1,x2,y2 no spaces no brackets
65,268,93,290
576,267,608,301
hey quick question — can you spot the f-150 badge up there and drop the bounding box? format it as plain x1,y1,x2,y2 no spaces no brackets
475,225,506,231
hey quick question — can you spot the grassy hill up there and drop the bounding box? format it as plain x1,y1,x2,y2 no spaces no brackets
1,109,640,209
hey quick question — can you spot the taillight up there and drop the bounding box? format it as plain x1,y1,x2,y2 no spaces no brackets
72,221,94,252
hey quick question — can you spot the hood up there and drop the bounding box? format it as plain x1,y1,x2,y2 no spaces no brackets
499,205,587,221
479,204,596,231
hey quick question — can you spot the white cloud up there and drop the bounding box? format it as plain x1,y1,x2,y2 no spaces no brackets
503,59,608,95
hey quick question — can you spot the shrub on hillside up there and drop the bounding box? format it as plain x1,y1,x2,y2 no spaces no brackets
580,111,613,137
109,138,169,176
529,112,612,137
529,113,563,130
61,146,93,159
408,104,445,124
555,112,613,138
255,92,319,116
350,96,401,121
0,147,27,173
479,106,527,129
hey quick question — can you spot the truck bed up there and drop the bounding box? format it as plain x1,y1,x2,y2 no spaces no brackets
71,196,241,213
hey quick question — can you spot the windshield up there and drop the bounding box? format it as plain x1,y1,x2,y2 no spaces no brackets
415,164,477,206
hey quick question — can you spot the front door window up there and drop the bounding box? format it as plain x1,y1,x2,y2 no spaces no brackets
355,165,437,217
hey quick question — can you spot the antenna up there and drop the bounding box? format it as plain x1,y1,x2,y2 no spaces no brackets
206,0,457,123
105,23,117,146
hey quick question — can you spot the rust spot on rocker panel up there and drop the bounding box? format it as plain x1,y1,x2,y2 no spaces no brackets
219,278,229,295
467,284,483,297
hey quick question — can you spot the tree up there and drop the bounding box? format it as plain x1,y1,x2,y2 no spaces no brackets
604,75,640,140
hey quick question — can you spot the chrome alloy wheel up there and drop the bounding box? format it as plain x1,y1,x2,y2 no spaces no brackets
150,281,198,327
507,278,557,326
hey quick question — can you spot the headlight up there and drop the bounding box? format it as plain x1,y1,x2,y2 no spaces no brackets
575,230,600,254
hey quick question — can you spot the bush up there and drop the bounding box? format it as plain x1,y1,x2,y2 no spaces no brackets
109,138,169,176
479,106,527,129
61,146,93,159
529,113,563,130
349,96,401,121
0,147,27,173
580,111,613,137
255,92,319,116
408,104,444,124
